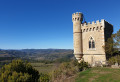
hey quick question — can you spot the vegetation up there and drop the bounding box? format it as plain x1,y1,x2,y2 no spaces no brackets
105,29,120,64
0,49,73,62
0,29,119,81
50,60,89,81
0,59,89,82
114,29,120,49
105,35,116,57
31,63,55,74
76,67,120,82
0,59,50,82
108,55,120,65
39,73,50,82
105,34,119,59
77,61,89,71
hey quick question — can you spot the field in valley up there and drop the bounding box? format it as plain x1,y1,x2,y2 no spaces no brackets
31,63,58,74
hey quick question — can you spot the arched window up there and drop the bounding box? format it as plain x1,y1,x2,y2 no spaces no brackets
89,41,91,48
92,41,95,48
89,37,95,49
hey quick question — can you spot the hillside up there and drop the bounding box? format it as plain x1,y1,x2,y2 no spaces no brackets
0,49,74,61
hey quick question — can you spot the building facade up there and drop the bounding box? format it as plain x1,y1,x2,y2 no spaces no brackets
72,12,113,65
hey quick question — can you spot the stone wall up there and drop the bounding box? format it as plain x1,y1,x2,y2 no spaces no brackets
81,19,113,64
72,12,113,65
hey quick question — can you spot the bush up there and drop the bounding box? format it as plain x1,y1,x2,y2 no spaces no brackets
51,60,89,81
77,60,89,71
0,59,39,82
39,73,50,82
108,55,120,65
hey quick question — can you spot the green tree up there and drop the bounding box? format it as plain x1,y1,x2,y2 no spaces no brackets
105,35,115,56
114,29,120,49
0,59,39,82
105,32,120,59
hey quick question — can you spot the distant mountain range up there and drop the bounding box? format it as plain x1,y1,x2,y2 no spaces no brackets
0,49,74,61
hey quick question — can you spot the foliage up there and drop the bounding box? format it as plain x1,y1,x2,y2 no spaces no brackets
77,60,89,71
0,59,39,82
105,35,115,56
54,55,72,63
105,32,120,59
114,29,120,48
108,55,120,65
0,57,15,61
51,60,89,81
39,73,50,82
0,49,73,61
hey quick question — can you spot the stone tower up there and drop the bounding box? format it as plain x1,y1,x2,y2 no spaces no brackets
72,12,83,63
72,12,113,65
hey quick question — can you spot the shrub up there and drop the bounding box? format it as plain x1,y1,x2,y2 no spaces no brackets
108,55,120,65
39,73,50,82
77,60,89,71
0,59,39,82
51,60,89,81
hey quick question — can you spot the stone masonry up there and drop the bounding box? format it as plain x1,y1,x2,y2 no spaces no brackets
72,12,113,65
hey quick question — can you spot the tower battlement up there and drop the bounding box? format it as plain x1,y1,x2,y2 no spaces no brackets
72,12,83,22
81,19,113,33
81,19,105,33
81,19,105,27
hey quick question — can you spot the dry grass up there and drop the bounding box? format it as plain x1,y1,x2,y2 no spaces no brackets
31,63,57,74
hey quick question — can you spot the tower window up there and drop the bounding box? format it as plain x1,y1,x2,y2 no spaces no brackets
89,37,95,49
89,41,91,48
92,41,95,48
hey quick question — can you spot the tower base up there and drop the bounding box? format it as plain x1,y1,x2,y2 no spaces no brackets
83,54,106,66
74,54,83,63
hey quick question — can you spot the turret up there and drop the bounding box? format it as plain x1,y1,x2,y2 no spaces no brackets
72,12,83,63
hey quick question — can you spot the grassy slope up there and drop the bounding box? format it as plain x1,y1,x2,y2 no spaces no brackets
76,67,120,82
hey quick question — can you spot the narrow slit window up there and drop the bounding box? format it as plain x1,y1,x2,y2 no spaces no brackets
89,41,91,48
92,41,95,48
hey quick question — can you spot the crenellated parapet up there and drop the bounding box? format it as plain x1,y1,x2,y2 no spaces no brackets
72,12,83,22
81,19,105,32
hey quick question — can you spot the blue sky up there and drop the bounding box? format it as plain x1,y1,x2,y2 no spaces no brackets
0,0,120,49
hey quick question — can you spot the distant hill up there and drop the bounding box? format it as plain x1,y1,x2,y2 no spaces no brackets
0,49,74,61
